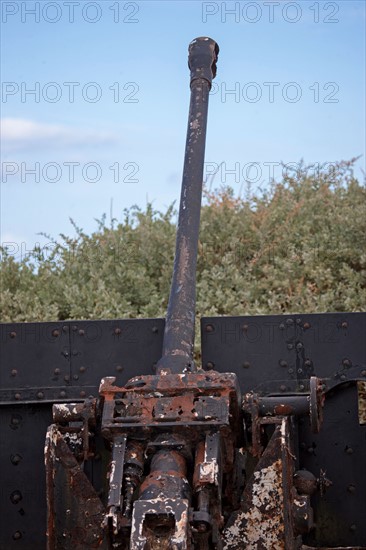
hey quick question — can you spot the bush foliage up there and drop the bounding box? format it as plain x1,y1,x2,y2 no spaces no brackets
1,161,365,333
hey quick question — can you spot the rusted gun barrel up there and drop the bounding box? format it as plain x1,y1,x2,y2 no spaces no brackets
157,37,219,375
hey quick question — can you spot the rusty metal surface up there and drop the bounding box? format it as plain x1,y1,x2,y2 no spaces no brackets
358,380,366,425
44,424,107,549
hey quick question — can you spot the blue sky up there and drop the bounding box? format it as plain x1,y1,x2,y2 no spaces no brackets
1,0,365,258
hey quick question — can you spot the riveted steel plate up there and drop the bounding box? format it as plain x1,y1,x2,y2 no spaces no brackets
201,312,366,394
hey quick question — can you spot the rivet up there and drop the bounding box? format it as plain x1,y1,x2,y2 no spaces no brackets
299,384,305,391
12,531,22,540
286,319,294,326
78,329,85,336
11,454,22,465
205,324,214,333
10,416,21,432
10,331,17,338
342,358,352,368
304,359,312,367
52,329,60,337
345,446,354,455
54,368,60,375
73,374,79,380
303,322,311,330
79,366,86,373
279,323,285,330
279,360,287,368
347,484,356,493
11,369,17,377
14,393,21,400
114,327,122,335
307,447,315,454
242,324,249,332
72,350,78,356
341,321,348,329
64,375,70,382
60,391,66,398
242,361,250,369
72,325,77,332
298,368,303,374
280,385,286,392
340,374,346,381
62,325,68,333
80,391,86,398
296,318,302,325
349,524,356,532
152,326,158,333
36,391,44,399
296,342,303,352
288,368,294,374
287,343,294,350
361,370,366,377
205,362,215,370
116,365,124,372
10,490,22,504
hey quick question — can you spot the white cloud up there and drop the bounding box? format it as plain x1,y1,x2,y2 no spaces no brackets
1,118,118,153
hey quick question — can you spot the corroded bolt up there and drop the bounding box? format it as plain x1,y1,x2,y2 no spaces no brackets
205,324,214,333
116,365,124,372
303,322,311,330
78,329,85,336
11,369,17,377
341,321,348,329
52,329,60,337
304,359,312,367
205,362,215,370
299,384,305,391
36,391,44,399
10,331,17,338
114,327,122,335
54,368,61,375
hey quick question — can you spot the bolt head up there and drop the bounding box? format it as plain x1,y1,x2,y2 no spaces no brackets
205,324,214,333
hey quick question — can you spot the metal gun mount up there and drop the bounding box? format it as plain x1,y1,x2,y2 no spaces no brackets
1,38,366,550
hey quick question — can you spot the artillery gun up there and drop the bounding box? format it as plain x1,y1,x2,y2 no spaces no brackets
1,38,365,549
